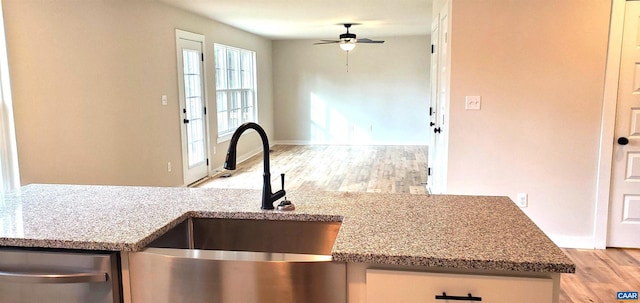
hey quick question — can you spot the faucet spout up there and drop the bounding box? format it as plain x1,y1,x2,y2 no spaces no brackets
224,122,285,210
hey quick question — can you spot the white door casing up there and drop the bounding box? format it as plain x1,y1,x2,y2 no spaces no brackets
608,1,640,248
176,30,209,186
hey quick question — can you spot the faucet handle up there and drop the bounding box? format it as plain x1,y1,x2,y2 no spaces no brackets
280,173,285,191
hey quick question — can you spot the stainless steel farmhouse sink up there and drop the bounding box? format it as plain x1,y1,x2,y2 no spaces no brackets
127,218,346,303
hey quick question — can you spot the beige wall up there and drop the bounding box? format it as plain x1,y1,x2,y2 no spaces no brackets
272,36,431,145
3,0,273,186
445,0,611,246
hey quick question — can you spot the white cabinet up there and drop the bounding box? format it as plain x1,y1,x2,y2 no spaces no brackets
366,269,553,303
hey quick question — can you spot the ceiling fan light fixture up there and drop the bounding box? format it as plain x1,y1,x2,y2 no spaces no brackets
339,41,356,52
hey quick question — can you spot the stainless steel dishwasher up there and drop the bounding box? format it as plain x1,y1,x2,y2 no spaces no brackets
0,248,121,303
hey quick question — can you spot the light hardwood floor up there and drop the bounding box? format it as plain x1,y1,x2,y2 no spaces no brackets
199,145,429,194
560,248,640,303
197,145,639,303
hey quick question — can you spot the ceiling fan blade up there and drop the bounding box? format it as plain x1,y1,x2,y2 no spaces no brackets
356,38,385,44
313,41,340,45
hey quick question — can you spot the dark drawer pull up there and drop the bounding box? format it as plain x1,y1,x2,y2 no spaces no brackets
435,292,482,301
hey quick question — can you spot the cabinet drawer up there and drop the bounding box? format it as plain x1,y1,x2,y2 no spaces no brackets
366,269,553,303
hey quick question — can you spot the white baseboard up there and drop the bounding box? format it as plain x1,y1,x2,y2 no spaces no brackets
548,235,597,249
273,140,428,146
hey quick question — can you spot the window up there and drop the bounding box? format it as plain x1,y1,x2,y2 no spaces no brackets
214,44,257,137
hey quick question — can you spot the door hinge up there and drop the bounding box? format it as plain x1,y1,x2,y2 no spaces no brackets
431,44,435,54
201,53,204,61
206,158,209,166
428,168,432,176
204,107,207,115
430,107,434,116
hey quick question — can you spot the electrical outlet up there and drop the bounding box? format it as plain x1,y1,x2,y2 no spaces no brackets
516,193,528,208
167,162,172,172
213,146,217,154
161,95,168,106
465,96,481,110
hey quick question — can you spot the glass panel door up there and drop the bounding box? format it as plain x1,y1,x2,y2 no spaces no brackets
176,30,209,185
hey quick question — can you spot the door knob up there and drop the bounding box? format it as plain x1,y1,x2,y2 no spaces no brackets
430,122,435,127
434,127,441,133
183,118,190,124
618,137,629,145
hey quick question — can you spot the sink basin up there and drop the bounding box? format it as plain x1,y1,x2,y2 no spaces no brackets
147,217,341,255
127,218,346,303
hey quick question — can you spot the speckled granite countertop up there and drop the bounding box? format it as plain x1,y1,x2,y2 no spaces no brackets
0,184,574,273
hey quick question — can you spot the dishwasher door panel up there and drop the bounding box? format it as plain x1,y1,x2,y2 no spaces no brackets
0,249,120,303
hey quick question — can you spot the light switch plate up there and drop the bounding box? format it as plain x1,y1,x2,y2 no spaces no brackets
465,96,481,110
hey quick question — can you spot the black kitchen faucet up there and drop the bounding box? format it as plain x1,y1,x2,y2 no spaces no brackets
223,122,286,210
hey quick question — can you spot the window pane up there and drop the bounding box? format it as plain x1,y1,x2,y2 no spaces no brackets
218,111,228,133
240,52,251,88
183,50,193,74
193,119,203,141
215,47,226,69
242,52,255,88
230,108,240,129
216,92,227,112
243,91,253,106
234,91,242,110
227,49,241,89
189,98,202,120
215,46,227,89
185,75,202,99
244,90,255,123
244,106,254,123
216,67,226,89
231,91,240,127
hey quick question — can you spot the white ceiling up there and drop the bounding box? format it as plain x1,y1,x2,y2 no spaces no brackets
158,0,433,40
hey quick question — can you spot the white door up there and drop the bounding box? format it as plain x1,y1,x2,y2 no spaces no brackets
428,3,451,194
608,1,640,248
176,30,209,185
427,19,439,192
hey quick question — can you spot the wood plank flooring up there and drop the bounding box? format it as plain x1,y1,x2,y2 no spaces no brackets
198,145,429,194
560,248,640,303
197,144,639,303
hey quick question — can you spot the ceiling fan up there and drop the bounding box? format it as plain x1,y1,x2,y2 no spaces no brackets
314,24,385,52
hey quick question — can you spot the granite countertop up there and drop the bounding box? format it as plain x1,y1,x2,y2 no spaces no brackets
0,184,575,273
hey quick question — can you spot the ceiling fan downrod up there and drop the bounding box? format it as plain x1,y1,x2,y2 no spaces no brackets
340,24,356,42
